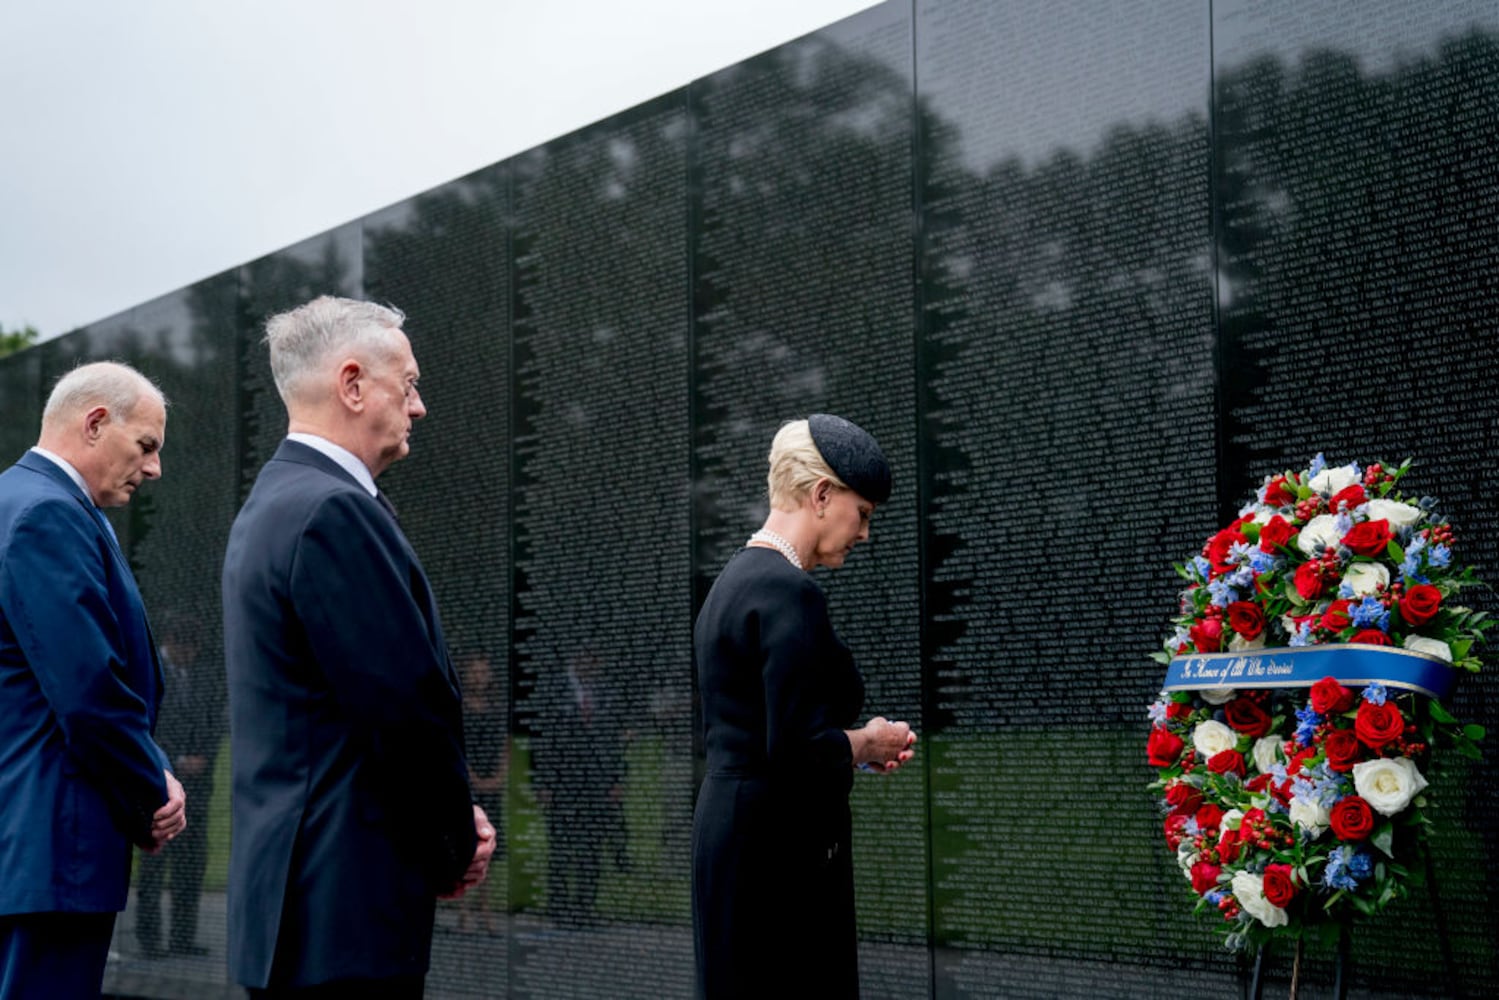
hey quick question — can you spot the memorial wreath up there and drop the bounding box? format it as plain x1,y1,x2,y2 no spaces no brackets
1146,455,1489,952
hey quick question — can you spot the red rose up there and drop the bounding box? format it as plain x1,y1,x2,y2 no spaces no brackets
1207,749,1247,778
1245,773,1273,793
1354,700,1405,750
1217,826,1241,862
1262,863,1297,908
1189,617,1224,653
1148,726,1186,767
1259,514,1298,553
1164,813,1188,850
1400,584,1442,627
1350,628,1392,647
1190,860,1222,895
1204,526,1249,575
1322,728,1363,772
1309,677,1355,715
1293,562,1326,600
1165,782,1203,815
1328,796,1375,841
1166,701,1193,720
1287,745,1318,775
1342,519,1392,557
1329,484,1368,512
1263,476,1297,507
1195,804,1226,832
1227,601,1265,639
1224,697,1272,738
1321,599,1353,632
1268,779,1293,806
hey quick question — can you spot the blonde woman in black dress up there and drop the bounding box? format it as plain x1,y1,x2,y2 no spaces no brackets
692,414,917,999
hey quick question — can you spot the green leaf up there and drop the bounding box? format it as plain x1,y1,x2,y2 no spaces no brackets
1455,740,1482,760
1428,701,1458,724
1387,540,1405,565
1462,724,1486,741
1372,823,1395,859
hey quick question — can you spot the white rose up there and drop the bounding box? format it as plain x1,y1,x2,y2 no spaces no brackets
1288,795,1330,839
1193,719,1237,758
1298,514,1343,555
1229,632,1266,652
1247,506,1277,524
1403,634,1453,662
1365,498,1423,529
1310,464,1359,496
1352,757,1429,816
1232,870,1289,928
1342,562,1389,597
1221,809,1244,832
1251,736,1282,775
1199,688,1236,705
1177,840,1199,878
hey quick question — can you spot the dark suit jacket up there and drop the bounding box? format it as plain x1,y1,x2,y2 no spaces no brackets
222,440,475,989
0,451,168,915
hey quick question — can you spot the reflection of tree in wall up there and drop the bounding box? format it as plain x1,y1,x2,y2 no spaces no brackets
365,166,511,665
691,38,918,589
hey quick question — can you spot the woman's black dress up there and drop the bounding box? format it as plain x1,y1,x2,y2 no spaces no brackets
691,546,865,999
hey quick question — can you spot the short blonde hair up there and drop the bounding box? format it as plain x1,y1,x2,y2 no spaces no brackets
767,419,845,509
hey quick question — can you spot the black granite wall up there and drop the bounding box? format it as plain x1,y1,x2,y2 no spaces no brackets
3,3,1494,997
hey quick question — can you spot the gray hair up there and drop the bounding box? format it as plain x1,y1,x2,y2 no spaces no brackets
264,296,407,403
42,361,165,430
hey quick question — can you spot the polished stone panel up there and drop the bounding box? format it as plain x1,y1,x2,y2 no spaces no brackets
1213,2,1499,994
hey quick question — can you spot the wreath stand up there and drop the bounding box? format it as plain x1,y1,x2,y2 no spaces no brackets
1244,851,1457,1000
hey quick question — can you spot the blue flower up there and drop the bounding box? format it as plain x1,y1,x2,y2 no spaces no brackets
1309,453,1327,478
1191,555,1213,580
1148,700,1168,725
1400,536,1428,581
1334,512,1354,535
1248,550,1281,575
1350,596,1390,631
1362,682,1388,707
1337,580,1356,599
1429,544,1452,568
1288,620,1314,647
1323,846,1370,891
1229,565,1256,590
1294,704,1323,744
1205,890,1225,905
1207,579,1239,607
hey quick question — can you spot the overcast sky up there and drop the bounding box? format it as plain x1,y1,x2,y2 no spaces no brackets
0,0,876,339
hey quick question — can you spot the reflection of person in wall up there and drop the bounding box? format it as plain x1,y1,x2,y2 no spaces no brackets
222,297,495,998
458,651,508,934
136,613,224,958
0,362,187,998
692,415,917,999
534,648,627,927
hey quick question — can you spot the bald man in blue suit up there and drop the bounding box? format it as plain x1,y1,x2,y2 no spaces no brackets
0,361,187,999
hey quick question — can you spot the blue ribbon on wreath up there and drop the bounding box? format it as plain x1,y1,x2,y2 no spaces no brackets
1163,644,1455,700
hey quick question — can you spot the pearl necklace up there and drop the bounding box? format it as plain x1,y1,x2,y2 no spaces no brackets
749,529,803,570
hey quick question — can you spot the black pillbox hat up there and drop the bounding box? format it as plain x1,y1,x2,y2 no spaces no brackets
808,413,891,505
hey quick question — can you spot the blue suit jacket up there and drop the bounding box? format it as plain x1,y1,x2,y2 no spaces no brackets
0,451,168,916
222,440,475,989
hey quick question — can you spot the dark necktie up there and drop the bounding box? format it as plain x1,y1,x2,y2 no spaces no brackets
375,490,399,523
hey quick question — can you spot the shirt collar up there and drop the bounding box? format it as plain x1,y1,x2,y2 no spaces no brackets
286,433,378,497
